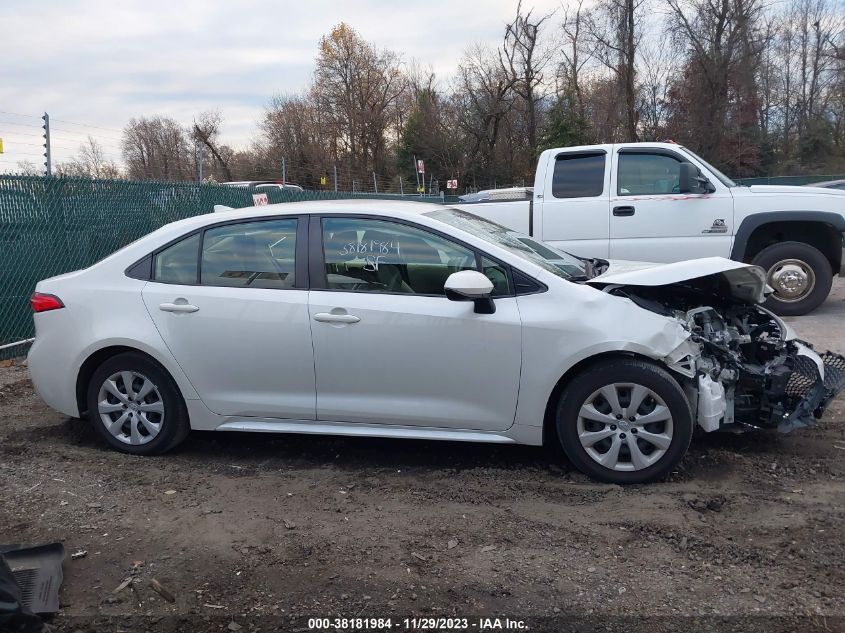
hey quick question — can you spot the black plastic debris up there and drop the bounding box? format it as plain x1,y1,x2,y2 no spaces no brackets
0,542,65,631
0,553,44,633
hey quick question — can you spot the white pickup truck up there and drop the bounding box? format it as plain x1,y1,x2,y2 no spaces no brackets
455,142,845,315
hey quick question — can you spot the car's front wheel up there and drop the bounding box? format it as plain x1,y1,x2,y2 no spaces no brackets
556,358,693,484
86,352,189,455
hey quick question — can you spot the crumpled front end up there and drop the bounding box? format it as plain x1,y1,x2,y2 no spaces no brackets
669,305,845,434
778,346,845,432
591,264,845,434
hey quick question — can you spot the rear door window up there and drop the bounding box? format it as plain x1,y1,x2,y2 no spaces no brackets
551,153,606,198
201,219,297,289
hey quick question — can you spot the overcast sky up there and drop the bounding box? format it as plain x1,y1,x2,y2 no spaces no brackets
0,0,559,168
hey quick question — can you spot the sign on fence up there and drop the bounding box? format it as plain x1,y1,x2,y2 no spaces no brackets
447,179,457,190
252,193,269,206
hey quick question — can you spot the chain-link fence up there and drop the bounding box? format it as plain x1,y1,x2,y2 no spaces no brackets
0,176,453,357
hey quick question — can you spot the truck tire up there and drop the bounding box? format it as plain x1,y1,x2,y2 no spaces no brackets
751,241,833,316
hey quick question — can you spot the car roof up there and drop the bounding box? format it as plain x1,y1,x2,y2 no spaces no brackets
210,199,442,220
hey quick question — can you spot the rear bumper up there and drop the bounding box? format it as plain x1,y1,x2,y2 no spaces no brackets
779,350,845,432
28,334,80,417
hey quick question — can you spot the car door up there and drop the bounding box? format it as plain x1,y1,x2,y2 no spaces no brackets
308,215,522,431
608,148,735,262
141,216,316,420
537,148,611,258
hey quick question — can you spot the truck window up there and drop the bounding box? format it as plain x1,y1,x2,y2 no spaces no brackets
617,153,683,195
551,153,605,198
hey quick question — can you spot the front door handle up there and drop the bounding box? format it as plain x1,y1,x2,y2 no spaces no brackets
160,302,199,313
613,205,636,217
313,312,360,324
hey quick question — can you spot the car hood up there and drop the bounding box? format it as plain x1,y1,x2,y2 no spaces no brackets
586,257,769,304
747,184,845,196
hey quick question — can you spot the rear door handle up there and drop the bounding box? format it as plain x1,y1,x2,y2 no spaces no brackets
159,302,199,313
313,312,360,324
613,206,635,216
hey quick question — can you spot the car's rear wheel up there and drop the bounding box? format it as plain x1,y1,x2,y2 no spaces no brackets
751,241,832,316
86,352,189,455
556,358,693,484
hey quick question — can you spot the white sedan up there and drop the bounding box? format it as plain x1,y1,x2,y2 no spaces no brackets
28,201,844,484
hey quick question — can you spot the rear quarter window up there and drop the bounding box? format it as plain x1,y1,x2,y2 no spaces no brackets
154,233,200,284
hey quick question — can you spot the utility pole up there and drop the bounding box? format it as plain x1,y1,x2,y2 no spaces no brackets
281,157,286,184
42,112,51,176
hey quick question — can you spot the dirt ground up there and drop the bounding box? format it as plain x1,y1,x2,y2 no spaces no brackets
2,283,845,633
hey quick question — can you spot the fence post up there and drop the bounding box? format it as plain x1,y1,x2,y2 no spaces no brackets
333,164,338,192
281,157,286,185
42,113,52,176
373,172,378,193
400,176,404,196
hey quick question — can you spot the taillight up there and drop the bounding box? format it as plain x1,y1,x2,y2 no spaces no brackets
31,292,65,313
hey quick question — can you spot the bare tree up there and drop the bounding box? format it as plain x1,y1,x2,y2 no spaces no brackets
587,0,645,141
500,1,555,155
637,35,677,140
453,44,518,185
15,160,41,176
558,0,592,120
122,116,192,181
193,111,233,182
664,0,766,162
58,136,120,179
312,23,405,175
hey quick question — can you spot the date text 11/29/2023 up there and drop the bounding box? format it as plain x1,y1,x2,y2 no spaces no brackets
307,617,528,630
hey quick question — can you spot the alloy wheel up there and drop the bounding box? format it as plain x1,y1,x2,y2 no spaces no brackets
97,371,164,445
576,382,674,472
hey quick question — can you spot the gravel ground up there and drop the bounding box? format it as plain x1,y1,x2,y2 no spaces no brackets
1,282,844,633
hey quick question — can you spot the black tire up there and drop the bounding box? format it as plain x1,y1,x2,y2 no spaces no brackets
555,358,693,485
86,352,190,455
751,241,833,316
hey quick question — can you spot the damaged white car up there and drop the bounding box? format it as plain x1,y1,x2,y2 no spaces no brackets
27,202,845,484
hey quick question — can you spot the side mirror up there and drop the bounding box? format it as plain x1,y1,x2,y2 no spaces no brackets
444,270,496,314
679,162,716,194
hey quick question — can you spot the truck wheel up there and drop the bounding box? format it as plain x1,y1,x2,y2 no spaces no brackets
751,241,832,316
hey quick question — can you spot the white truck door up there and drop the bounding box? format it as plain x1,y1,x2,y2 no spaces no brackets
608,147,735,262
537,147,611,258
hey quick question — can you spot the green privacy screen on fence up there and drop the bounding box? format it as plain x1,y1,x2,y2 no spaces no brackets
0,175,449,352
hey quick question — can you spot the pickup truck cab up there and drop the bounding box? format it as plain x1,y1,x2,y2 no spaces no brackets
455,142,845,315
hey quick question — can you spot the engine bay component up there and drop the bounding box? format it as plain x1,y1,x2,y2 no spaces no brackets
603,273,845,434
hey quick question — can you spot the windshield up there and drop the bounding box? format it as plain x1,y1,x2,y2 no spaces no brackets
682,147,738,187
426,208,588,280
